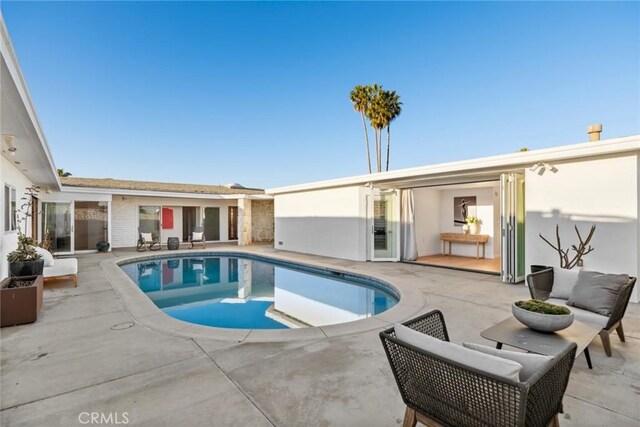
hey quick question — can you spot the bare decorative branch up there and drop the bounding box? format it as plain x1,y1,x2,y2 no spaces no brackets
539,224,596,269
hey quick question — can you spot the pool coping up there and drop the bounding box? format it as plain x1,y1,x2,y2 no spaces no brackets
100,248,427,342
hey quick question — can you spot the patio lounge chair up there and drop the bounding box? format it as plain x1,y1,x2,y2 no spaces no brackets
527,267,637,357
137,228,161,252
188,226,206,249
380,310,576,427
35,247,78,287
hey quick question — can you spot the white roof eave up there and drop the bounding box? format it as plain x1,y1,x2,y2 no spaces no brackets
266,135,640,195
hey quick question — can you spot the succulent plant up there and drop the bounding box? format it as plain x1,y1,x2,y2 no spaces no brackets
515,299,571,315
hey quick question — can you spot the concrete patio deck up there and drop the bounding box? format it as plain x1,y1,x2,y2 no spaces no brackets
1,245,639,427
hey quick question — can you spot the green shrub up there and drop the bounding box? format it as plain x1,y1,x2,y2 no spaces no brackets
515,299,571,315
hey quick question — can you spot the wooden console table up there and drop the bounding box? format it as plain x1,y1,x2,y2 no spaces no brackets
440,233,489,259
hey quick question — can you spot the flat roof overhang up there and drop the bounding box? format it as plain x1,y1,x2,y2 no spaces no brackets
60,185,273,200
266,135,640,195
1,15,60,190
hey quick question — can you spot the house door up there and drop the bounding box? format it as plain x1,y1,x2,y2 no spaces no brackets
367,191,400,261
41,201,74,255
204,207,220,241
182,207,197,242
74,201,108,251
500,173,525,283
228,206,238,240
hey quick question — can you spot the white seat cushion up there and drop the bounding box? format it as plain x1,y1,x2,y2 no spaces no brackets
44,258,78,278
192,232,203,241
33,246,55,267
550,268,580,299
463,342,553,382
547,298,608,328
394,323,522,382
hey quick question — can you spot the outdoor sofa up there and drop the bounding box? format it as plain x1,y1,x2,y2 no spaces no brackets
527,267,636,357
35,246,78,287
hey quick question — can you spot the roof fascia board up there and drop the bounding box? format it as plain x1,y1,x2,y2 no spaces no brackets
267,136,639,195
0,13,61,190
60,185,272,200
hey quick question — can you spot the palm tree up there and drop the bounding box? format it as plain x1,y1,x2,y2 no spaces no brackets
383,90,402,171
349,85,373,173
366,84,386,172
57,168,72,177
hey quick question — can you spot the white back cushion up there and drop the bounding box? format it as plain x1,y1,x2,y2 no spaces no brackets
141,232,153,242
550,267,580,299
192,232,203,240
394,324,522,382
34,246,55,267
463,342,553,382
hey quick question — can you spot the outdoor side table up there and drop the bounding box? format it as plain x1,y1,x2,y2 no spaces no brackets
480,316,601,369
167,237,180,250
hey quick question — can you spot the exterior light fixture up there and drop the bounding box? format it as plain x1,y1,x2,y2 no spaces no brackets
3,135,17,155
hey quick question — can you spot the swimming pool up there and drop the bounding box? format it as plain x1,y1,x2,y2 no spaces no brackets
120,254,398,329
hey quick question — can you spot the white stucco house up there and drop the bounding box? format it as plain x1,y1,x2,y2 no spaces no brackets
267,135,640,301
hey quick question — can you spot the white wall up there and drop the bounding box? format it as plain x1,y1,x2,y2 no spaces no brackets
110,196,238,248
1,156,35,279
413,188,442,256
525,153,638,301
274,186,368,261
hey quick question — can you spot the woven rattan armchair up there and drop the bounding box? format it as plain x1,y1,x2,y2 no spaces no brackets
380,310,576,427
527,267,637,357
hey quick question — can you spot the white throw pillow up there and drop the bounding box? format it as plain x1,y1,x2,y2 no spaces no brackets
33,246,55,267
192,232,203,240
463,342,553,382
394,323,522,382
549,267,580,299
141,232,153,242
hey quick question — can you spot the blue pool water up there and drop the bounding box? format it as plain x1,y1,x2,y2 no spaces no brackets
120,254,398,329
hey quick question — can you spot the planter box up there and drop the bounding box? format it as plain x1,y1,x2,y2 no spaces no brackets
1,275,44,327
9,259,45,277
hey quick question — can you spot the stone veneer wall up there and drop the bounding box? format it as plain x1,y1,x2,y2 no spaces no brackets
251,200,274,242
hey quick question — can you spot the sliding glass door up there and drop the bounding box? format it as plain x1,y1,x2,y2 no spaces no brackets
74,202,108,251
42,202,73,254
139,206,161,240
204,207,220,241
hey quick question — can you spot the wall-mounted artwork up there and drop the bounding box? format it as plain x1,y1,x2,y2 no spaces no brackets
453,196,476,226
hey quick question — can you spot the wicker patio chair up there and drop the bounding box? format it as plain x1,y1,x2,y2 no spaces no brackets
188,226,206,249
136,228,161,252
527,267,637,357
380,310,576,427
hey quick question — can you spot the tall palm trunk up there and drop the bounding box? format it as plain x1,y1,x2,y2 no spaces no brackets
385,124,391,171
374,128,381,172
360,112,372,174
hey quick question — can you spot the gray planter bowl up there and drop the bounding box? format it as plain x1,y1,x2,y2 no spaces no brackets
512,303,574,333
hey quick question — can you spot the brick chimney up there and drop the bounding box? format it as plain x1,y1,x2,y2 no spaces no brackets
587,124,602,141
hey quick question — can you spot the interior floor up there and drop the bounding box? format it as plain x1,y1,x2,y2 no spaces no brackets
414,254,501,274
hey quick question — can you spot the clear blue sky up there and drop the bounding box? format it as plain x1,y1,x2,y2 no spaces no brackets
2,1,639,189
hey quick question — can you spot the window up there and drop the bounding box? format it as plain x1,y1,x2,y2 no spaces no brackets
4,185,16,232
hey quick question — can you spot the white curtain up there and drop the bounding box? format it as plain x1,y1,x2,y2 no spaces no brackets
400,189,418,261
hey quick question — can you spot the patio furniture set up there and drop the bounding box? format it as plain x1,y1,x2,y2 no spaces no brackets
381,266,636,427
136,226,207,252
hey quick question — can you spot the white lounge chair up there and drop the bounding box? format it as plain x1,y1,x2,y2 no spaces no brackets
35,247,78,287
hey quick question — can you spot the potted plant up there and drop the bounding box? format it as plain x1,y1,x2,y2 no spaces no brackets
512,299,574,332
7,186,43,277
96,241,110,252
465,216,480,234
1,275,44,327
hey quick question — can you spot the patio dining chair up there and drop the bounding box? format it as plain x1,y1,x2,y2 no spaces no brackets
380,310,576,427
189,226,206,249
137,228,161,252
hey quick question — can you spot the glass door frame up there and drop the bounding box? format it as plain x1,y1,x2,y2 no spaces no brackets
367,190,400,262
500,172,525,283
41,200,75,255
